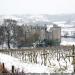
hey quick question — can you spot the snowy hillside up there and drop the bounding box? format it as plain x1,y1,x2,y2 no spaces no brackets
0,53,49,73
0,14,75,25
0,52,74,73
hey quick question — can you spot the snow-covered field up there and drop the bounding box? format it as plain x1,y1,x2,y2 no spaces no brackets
0,53,49,73
0,48,74,73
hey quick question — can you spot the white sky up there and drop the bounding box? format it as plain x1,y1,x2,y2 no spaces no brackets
0,0,75,15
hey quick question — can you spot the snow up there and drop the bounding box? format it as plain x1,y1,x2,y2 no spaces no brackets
4,15,22,21
53,21,66,24
47,57,73,73
29,15,49,22
47,25,53,31
0,51,74,73
60,41,75,46
0,53,49,73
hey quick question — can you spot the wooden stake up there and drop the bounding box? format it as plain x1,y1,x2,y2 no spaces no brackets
12,65,14,73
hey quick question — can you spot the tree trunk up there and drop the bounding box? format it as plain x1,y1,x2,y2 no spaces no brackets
7,34,10,49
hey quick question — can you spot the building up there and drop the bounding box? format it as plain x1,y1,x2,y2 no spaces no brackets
47,24,61,42
22,24,61,47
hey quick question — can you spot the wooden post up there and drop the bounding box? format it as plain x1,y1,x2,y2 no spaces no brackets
72,45,74,57
73,45,75,73
24,54,27,62
2,63,4,69
33,52,37,63
12,65,14,73
41,49,49,66
11,52,12,56
22,51,24,61
28,52,32,63
68,51,71,62
59,52,60,60
57,49,60,61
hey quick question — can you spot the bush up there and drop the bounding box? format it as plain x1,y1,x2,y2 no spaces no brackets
43,39,60,46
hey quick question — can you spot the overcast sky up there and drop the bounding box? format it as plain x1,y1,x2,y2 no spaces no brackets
0,0,75,15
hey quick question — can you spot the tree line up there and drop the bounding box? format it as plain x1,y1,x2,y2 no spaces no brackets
0,19,39,49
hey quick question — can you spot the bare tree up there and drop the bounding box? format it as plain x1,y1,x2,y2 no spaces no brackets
3,19,17,49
